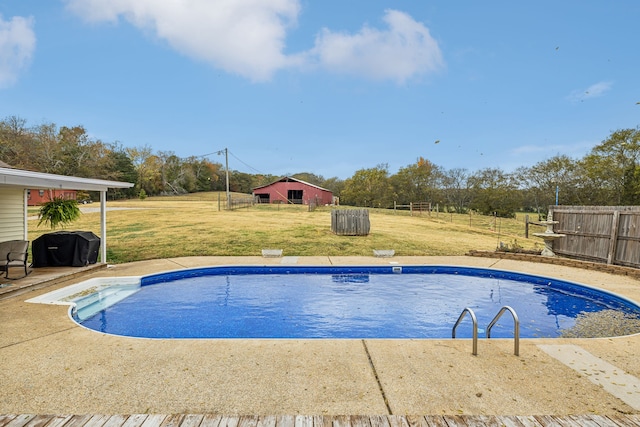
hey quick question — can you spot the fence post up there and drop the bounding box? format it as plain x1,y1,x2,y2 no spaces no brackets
607,210,620,264
525,214,529,238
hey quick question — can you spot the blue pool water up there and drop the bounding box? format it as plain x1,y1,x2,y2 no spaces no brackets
76,265,640,339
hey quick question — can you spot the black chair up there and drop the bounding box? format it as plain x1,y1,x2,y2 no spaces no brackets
0,240,30,279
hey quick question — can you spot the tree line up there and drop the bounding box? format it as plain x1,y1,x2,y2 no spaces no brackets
1,116,638,216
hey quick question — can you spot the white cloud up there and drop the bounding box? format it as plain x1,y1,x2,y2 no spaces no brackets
307,9,444,83
64,0,301,82
567,81,613,102
0,14,36,88
64,1,443,84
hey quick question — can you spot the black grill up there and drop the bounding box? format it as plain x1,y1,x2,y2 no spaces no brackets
32,231,100,267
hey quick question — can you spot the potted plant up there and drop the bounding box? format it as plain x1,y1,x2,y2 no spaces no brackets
38,196,81,229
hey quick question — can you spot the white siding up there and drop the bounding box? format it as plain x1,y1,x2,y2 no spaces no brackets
0,186,26,241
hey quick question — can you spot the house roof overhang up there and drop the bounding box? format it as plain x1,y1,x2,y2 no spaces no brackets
0,167,134,192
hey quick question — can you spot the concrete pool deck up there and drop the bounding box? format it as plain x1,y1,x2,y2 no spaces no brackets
2,255,640,416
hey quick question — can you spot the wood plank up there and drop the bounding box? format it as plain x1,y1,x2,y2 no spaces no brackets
238,416,258,427
293,416,312,427
199,415,222,427
159,415,184,427
43,415,74,427
179,415,205,427
24,416,57,427
512,416,542,427
459,415,489,427
597,416,627,427
275,415,294,427
4,415,36,427
585,415,630,426
0,415,19,427
120,415,149,427
420,416,449,427
563,415,602,427
311,416,331,427
607,210,620,264
61,415,94,427
568,415,610,427
440,415,468,427
472,415,510,427
102,415,130,427
349,416,370,427
606,414,640,427
493,416,526,427
217,416,239,427
367,416,389,427
402,416,427,427
255,416,276,427
385,416,408,427
330,415,350,427
83,414,113,427
139,415,168,427
533,415,564,426
4,415,640,427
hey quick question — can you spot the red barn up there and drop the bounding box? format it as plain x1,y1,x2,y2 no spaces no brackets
27,188,78,206
253,176,334,205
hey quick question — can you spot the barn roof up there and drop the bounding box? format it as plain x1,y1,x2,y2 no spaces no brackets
252,176,332,193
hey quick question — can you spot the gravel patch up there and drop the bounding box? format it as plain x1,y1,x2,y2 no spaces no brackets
560,310,640,338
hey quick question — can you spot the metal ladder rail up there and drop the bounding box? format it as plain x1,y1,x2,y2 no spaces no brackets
452,307,478,355
486,305,520,356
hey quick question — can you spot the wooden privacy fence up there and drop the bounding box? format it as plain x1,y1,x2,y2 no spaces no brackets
331,209,370,236
549,205,640,268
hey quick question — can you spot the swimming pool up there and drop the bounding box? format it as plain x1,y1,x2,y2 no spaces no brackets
49,265,640,339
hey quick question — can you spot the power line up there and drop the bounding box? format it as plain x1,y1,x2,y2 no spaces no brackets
192,149,267,175
197,149,227,158
228,150,265,174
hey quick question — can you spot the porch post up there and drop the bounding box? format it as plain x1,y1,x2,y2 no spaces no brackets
23,189,28,240
100,190,107,263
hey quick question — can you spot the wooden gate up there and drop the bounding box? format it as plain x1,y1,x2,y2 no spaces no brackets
331,209,370,236
549,206,640,267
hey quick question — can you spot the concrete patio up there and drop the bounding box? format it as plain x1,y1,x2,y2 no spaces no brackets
2,255,640,416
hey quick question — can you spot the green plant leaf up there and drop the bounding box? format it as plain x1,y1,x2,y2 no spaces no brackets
38,196,81,229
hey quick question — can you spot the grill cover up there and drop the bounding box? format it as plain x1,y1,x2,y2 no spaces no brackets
32,231,100,267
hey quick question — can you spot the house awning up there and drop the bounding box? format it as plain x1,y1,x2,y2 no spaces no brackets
0,167,134,191
0,166,134,264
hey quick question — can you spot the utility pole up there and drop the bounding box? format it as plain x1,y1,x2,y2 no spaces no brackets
223,148,230,209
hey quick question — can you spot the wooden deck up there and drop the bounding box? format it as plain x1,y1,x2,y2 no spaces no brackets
2,414,640,427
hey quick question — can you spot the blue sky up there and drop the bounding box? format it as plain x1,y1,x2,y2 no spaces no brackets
1,1,639,179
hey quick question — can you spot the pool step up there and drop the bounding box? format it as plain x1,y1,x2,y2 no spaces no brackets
73,284,140,321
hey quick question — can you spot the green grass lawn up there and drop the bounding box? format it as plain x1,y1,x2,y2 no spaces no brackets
28,192,545,263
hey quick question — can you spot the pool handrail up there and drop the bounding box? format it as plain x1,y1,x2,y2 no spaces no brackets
452,307,478,355
486,305,520,356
